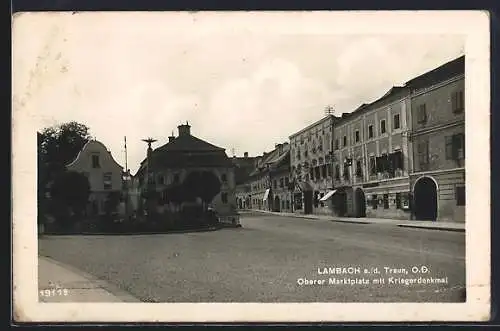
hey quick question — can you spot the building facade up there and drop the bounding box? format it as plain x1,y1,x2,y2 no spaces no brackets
289,115,336,215
66,139,124,215
406,55,465,223
247,143,291,212
134,123,238,218
330,88,412,219
232,152,258,210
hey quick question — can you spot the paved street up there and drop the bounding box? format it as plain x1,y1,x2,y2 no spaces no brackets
38,212,465,303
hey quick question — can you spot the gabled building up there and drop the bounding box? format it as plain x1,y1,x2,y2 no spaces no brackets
406,55,465,222
134,122,237,218
66,139,124,215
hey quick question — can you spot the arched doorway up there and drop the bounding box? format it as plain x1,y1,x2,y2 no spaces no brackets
413,176,438,221
274,196,281,212
354,188,366,217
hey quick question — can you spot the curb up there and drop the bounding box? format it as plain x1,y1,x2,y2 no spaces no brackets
41,226,221,236
39,256,141,302
247,210,464,232
397,224,465,232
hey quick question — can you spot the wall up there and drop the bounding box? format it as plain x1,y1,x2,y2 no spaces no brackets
66,140,124,193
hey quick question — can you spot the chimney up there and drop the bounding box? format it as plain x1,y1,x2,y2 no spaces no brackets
244,152,248,158
178,122,191,137
168,131,175,143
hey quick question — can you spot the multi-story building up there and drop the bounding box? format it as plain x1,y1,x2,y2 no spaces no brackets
247,143,291,212
232,152,258,209
66,139,124,215
289,115,337,215
406,55,465,223
133,122,237,218
330,87,412,219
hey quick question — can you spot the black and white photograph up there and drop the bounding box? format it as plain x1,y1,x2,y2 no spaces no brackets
12,11,490,322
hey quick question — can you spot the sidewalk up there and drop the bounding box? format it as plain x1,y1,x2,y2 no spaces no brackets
245,210,465,232
38,256,140,302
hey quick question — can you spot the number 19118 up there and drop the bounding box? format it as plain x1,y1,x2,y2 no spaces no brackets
39,288,69,297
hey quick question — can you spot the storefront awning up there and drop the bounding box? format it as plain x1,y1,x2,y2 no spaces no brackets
263,189,270,201
320,190,337,201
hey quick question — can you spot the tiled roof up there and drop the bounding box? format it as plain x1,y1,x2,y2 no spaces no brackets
154,134,225,152
405,55,465,89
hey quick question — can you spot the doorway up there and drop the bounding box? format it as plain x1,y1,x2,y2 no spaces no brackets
303,190,313,214
355,188,367,217
413,176,438,221
274,196,281,212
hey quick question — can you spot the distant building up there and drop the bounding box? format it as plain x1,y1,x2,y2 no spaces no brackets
247,143,291,212
406,55,465,222
232,152,258,209
134,123,237,218
66,139,124,215
289,115,337,215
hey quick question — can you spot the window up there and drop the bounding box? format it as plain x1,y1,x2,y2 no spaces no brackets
221,173,227,182
369,156,377,175
286,200,290,210
452,90,465,113
395,193,401,209
92,154,100,168
372,194,378,209
335,164,340,180
321,164,327,178
355,160,362,178
456,186,466,206
417,104,427,123
103,172,112,190
343,136,347,147
393,114,400,130
335,139,339,150
368,125,374,139
355,130,360,143
417,140,429,170
343,165,350,180
309,168,314,180
285,177,289,187
173,173,180,183
445,133,465,160
380,120,386,134
327,164,333,177
279,178,284,188
221,192,228,203
158,174,165,185
383,194,389,209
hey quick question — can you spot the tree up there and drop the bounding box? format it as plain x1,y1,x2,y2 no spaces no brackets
38,121,92,182
50,171,91,227
183,171,221,208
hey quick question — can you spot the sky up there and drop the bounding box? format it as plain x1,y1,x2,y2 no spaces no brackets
13,12,465,175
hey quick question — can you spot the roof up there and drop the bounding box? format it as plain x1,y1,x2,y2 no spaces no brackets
66,139,123,169
134,133,233,176
154,134,225,153
289,115,338,139
249,143,290,177
405,55,465,89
